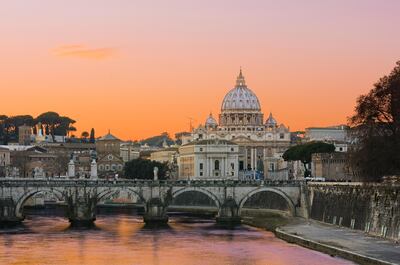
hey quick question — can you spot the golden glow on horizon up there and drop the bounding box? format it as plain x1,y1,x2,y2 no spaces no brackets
1,1,399,140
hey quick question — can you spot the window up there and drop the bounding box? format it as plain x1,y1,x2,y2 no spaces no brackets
200,172,203,176
279,133,284,139
239,161,244,170
199,148,203,151
270,163,275,172
214,160,220,170
231,163,234,170
231,148,234,151
199,163,203,170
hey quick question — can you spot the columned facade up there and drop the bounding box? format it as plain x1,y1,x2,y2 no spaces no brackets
184,70,291,180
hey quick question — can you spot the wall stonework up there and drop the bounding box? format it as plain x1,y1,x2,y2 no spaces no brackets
307,183,400,241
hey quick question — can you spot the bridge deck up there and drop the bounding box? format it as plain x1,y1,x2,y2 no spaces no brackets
0,179,302,187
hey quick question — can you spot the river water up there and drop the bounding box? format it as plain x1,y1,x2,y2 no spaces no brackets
0,213,354,265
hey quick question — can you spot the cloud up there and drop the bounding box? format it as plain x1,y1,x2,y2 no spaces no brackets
53,45,116,60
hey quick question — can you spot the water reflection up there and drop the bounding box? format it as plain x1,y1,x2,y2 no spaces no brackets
0,214,355,265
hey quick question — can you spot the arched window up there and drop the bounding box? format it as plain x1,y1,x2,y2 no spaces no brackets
214,160,220,170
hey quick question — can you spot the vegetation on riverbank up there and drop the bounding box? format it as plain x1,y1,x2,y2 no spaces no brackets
241,209,291,231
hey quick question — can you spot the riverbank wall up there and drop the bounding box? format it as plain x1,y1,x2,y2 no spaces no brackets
307,182,400,241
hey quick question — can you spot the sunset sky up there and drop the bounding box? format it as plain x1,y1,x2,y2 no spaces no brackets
1,1,399,140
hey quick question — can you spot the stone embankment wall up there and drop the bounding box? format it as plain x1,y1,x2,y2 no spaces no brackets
307,182,400,241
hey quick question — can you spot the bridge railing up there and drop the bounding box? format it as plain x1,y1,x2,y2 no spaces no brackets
0,178,303,187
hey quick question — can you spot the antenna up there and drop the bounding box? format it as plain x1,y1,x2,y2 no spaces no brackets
186,117,196,132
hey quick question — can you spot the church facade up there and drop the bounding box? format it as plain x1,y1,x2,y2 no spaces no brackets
181,70,291,180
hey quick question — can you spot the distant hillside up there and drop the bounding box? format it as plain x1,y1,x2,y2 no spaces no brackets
139,132,175,147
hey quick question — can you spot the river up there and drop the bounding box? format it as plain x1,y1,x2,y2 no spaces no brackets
0,213,355,265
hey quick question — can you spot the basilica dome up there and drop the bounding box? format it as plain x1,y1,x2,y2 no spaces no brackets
221,70,261,111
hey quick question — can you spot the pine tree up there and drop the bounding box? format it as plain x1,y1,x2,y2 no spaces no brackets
89,128,95,143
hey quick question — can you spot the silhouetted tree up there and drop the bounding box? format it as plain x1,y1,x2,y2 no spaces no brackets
89,128,95,143
0,115,34,144
124,158,168,180
36,112,76,137
81,131,89,142
349,61,400,181
283,142,335,177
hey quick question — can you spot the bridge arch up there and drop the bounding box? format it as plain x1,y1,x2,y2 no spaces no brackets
96,187,145,203
238,187,296,216
15,188,65,218
171,187,221,208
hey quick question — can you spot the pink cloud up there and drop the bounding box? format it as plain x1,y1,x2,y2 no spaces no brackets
53,45,116,60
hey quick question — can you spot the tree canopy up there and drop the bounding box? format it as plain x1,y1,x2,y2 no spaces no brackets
0,111,77,144
124,158,169,180
283,141,335,177
349,60,400,181
283,142,335,163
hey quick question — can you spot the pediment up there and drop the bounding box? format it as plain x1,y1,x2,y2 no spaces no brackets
98,153,123,163
231,136,257,143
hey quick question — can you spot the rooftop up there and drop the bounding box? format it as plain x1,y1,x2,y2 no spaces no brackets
183,139,237,146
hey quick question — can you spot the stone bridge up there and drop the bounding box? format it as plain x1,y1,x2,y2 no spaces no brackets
0,179,308,225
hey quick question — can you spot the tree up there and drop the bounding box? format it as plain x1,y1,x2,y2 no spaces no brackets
89,128,95,143
1,115,34,144
0,115,8,144
349,61,400,181
36,111,60,137
36,112,76,137
283,142,335,177
124,158,168,180
81,131,89,142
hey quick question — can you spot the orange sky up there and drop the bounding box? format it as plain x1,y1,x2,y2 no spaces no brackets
1,1,399,140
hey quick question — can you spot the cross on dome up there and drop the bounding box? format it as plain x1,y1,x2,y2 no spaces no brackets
236,67,246,87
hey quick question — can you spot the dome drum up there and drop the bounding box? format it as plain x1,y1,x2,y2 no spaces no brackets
219,112,264,127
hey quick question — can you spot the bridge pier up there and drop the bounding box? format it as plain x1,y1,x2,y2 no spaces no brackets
143,198,169,224
0,198,23,226
216,198,241,225
65,190,97,227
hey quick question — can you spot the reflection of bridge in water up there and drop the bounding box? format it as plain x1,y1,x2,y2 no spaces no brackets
0,179,309,225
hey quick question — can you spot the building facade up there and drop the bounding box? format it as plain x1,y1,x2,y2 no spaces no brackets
178,139,239,179
18,125,32,145
96,132,124,176
120,142,140,162
150,147,178,164
311,152,353,181
183,70,291,180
